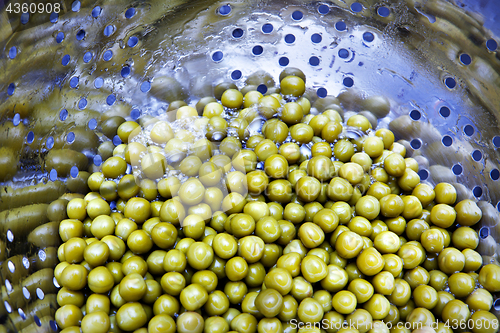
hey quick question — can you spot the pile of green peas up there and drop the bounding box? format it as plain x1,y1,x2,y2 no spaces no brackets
54,67,500,333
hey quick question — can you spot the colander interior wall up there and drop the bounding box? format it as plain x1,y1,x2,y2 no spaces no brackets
1,0,500,331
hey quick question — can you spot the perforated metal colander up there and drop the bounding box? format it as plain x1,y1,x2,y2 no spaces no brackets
1,0,500,331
